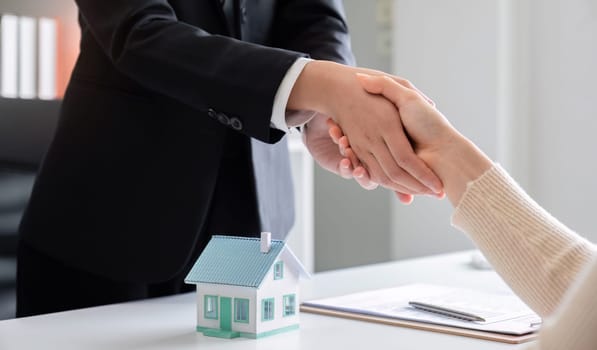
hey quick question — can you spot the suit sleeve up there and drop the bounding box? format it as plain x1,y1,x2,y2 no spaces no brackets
271,0,356,66
74,0,305,143
77,0,353,143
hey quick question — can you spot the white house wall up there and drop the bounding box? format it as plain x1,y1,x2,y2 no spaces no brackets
195,283,256,334
255,260,301,334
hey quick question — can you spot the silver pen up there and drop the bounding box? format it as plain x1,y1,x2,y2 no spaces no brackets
408,301,485,322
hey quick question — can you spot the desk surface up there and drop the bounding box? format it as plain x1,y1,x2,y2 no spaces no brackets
0,251,532,350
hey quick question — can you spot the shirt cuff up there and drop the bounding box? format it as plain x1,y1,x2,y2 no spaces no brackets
270,57,316,133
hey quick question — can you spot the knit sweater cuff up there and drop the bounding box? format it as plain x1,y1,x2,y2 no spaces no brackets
451,164,596,316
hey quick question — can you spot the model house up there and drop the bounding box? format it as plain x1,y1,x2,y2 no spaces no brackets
184,232,310,339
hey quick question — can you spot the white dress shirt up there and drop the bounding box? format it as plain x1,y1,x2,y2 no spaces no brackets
270,57,317,133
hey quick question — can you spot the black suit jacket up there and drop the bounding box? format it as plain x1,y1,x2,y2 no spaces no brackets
19,0,354,283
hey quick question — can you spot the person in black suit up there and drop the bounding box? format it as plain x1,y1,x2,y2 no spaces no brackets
17,0,443,317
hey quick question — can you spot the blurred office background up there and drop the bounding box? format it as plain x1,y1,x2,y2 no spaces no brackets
319,0,597,271
1,0,597,321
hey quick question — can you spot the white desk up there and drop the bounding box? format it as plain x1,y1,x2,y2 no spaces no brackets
0,251,533,350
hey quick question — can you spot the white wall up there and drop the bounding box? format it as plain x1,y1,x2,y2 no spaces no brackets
286,135,315,273
390,0,597,259
390,0,502,259
313,0,394,271
526,0,597,242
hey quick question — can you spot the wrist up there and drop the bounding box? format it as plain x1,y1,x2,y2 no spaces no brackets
286,110,317,128
430,134,493,206
287,60,339,116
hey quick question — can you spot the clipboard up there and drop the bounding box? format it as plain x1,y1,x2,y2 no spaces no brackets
300,284,540,344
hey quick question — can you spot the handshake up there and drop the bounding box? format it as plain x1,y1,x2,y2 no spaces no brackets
290,61,465,204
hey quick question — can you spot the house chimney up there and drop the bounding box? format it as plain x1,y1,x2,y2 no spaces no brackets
260,232,272,253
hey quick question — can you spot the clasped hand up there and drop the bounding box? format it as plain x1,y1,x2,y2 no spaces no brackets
294,61,447,203
325,73,459,203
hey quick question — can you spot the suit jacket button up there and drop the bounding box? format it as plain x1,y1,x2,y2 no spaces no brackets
217,113,230,125
230,117,243,130
207,108,217,119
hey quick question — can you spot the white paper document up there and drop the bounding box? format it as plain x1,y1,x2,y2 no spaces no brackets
302,284,541,335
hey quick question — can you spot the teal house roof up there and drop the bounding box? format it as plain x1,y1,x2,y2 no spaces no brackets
184,235,307,288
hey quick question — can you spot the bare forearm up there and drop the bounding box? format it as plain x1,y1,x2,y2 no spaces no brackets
426,133,493,207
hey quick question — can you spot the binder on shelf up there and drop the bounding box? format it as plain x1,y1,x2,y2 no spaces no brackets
1,14,19,98
18,16,37,99
38,17,57,100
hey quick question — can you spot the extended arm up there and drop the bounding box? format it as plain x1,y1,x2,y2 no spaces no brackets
75,0,313,142
339,74,597,317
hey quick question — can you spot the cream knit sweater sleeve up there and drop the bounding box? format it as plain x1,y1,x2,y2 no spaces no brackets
452,165,597,350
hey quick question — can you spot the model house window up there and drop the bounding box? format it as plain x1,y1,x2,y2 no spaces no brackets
283,294,296,317
274,261,283,280
234,298,249,323
204,295,218,320
261,298,275,321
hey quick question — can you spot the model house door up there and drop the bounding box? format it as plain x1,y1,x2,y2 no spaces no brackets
219,297,232,331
